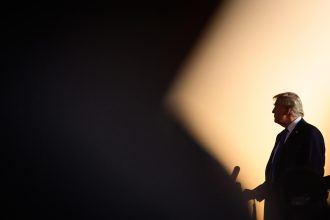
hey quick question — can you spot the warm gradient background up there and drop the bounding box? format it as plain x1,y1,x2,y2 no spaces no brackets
8,1,329,220
167,1,330,219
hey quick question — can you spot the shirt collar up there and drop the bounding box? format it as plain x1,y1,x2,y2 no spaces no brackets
286,116,302,133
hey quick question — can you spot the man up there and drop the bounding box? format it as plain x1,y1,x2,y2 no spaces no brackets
243,92,327,220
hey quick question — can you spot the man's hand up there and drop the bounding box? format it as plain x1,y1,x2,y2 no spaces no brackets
242,189,255,201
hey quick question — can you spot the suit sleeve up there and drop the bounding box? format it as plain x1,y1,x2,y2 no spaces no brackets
303,127,325,176
252,181,269,201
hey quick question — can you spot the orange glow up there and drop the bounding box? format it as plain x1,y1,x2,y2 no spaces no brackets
166,2,330,220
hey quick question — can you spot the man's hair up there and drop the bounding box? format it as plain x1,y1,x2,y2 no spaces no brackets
273,92,304,117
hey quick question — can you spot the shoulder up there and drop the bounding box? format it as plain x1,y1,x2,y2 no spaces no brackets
297,119,320,131
296,119,324,138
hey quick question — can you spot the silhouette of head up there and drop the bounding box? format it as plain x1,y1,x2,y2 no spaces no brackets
272,92,304,127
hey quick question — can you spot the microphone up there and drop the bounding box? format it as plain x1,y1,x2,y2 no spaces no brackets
231,166,240,181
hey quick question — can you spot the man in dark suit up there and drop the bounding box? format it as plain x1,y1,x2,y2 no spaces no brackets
243,92,327,220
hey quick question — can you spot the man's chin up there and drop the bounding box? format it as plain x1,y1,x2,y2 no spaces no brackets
274,119,282,126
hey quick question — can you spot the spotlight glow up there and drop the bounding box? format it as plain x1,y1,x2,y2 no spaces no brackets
167,2,330,219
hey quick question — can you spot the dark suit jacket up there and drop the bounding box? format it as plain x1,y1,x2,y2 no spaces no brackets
253,119,326,220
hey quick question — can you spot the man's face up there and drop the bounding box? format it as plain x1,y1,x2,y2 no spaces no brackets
272,100,290,127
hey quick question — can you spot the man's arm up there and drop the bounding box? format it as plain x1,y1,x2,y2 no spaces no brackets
243,181,268,201
305,127,325,176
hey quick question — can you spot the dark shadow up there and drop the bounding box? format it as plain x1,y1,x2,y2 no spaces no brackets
5,1,250,219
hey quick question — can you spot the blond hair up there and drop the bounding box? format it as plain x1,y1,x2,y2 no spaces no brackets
273,92,304,117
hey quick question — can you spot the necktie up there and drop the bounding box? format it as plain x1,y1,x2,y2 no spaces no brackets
271,129,289,181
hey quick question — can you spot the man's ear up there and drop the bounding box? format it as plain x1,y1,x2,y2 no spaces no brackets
287,108,292,115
